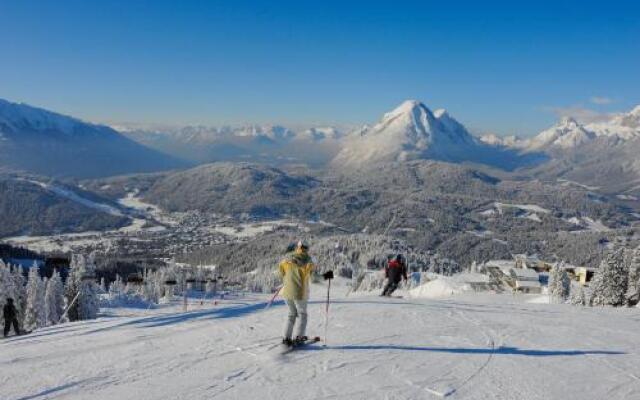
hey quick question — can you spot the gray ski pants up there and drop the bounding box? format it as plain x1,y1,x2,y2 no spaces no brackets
284,299,308,339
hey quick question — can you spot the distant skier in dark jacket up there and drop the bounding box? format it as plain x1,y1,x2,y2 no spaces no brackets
381,254,408,296
3,298,21,337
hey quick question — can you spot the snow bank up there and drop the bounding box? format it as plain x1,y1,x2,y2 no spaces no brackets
409,276,471,299
527,295,551,304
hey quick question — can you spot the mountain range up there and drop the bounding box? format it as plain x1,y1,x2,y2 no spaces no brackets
3,97,639,183
1,97,639,241
331,100,545,170
0,99,187,178
480,105,640,151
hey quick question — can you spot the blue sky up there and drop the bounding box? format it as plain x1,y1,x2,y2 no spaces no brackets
1,1,638,136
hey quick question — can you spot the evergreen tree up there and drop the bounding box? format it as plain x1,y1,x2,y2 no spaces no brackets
569,284,588,306
590,249,628,306
0,260,11,311
23,263,45,331
45,270,65,325
37,275,46,327
108,275,125,300
11,265,27,322
142,270,158,304
549,262,571,302
625,246,640,305
65,253,99,321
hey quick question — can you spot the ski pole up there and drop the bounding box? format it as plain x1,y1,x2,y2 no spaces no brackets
58,290,81,324
265,286,283,309
324,277,332,346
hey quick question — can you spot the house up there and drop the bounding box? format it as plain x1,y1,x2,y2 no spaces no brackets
508,267,542,293
574,266,597,285
483,259,542,293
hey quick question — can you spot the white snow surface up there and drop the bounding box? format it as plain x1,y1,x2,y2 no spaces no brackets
333,100,480,167
409,276,471,298
527,117,596,150
2,285,639,400
494,202,550,214
0,98,89,135
21,179,124,217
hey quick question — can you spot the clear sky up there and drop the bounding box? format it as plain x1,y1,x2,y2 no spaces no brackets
1,0,638,136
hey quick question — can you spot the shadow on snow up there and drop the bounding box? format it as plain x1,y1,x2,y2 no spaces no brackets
300,344,625,357
82,300,285,334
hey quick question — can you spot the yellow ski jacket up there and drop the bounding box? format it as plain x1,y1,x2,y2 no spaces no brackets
278,249,314,300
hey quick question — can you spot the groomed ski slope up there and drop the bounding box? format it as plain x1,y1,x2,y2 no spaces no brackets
2,283,639,400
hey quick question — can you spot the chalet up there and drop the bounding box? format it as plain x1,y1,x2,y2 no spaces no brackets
508,267,542,293
484,259,542,293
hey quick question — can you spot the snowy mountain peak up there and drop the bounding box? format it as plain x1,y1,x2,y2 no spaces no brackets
0,98,185,177
528,117,595,150
330,100,524,168
0,98,92,136
433,108,448,118
525,105,640,151
384,99,426,119
559,116,579,128
362,100,443,146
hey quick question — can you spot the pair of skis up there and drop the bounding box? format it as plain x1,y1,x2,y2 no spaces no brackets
280,336,321,354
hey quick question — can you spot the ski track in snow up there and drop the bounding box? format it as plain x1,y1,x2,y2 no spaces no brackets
21,178,125,217
1,288,639,400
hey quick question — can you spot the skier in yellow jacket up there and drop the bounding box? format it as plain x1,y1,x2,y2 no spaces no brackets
278,240,315,345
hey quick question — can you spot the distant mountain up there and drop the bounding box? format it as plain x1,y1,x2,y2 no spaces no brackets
118,124,344,167
479,133,527,148
331,100,544,170
142,162,319,217
0,98,188,178
586,105,640,141
491,105,640,153
491,104,640,194
0,175,129,238
527,117,597,150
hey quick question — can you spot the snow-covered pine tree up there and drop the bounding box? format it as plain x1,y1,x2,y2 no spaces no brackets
549,262,571,302
11,265,27,322
23,263,46,331
590,249,628,307
108,274,124,300
569,284,588,306
65,253,99,321
0,260,11,310
623,245,640,306
142,270,158,304
78,253,99,320
37,276,46,327
45,270,65,325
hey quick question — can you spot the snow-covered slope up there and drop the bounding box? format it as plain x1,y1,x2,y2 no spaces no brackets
527,117,596,150
521,105,640,152
586,105,640,141
2,288,639,400
333,100,475,166
0,176,129,237
332,100,543,170
0,98,187,178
